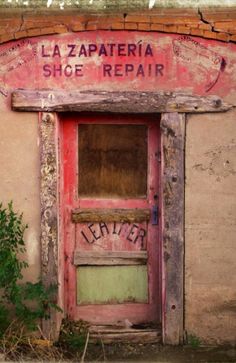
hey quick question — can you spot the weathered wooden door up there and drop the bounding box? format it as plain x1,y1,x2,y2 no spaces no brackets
62,113,161,326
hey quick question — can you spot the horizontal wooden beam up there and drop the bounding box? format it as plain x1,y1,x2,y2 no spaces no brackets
74,251,148,266
72,208,150,223
12,89,232,113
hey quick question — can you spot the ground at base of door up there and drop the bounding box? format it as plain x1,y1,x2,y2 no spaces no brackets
0,343,235,362
84,343,235,362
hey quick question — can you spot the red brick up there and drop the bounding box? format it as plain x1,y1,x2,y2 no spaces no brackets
177,26,191,34
86,22,97,31
70,22,86,31
214,21,236,33
215,32,230,42
100,16,125,23
150,23,164,31
199,23,212,30
203,30,217,39
230,34,236,41
53,25,68,34
190,28,204,36
125,15,150,23
124,22,138,30
96,21,112,30
0,33,14,43
138,23,151,31
111,22,125,30
26,28,41,37
151,16,200,25
40,27,57,35
162,25,177,33
14,30,28,39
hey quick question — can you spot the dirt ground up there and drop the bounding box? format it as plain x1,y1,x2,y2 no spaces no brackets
0,343,236,362
83,343,236,363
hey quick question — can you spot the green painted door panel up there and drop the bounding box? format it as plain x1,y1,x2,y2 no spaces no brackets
77,265,148,305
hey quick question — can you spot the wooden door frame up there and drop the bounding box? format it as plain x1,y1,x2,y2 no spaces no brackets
11,89,231,344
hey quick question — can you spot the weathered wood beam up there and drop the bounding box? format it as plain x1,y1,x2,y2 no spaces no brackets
12,89,231,113
74,251,148,266
40,112,60,341
72,208,150,223
89,330,161,344
161,112,185,345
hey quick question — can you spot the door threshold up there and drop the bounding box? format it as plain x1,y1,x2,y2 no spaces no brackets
89,324,162,344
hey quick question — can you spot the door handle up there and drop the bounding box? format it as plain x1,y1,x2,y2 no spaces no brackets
151,205,158,225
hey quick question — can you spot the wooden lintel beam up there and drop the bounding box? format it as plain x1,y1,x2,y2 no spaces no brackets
72,208,150,223
12,89,232,113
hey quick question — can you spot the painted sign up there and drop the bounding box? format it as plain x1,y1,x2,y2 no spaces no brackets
0,31,235,101
76,222,147,251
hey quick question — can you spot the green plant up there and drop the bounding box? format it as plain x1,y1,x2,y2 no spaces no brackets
0,202,61,338
187,333,201,348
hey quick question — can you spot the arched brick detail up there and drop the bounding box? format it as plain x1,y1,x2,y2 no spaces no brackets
1,8,236,45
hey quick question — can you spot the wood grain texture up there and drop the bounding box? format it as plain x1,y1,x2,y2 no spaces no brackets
74,250,148,265
12,90,232,113
161,112,185,345
89,330,161,343
72,208,151,223
78,124,147,198
40,112,60,341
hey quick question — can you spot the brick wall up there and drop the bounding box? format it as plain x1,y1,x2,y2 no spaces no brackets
0,7,236,44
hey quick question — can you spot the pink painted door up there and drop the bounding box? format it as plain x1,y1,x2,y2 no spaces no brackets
62,113,161,326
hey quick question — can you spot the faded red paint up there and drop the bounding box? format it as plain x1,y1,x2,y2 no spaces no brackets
0,32,236,100
61,113,161,325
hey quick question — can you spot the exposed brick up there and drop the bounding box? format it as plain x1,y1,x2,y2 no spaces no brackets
96,21,112,30
14,30,28,39
203,30,217,39
70,22,86,31
214,21,236,33
40,27,57,36
177,26,191,34
111,22,125,30
0,33,15,43
150,23,164,31
163,25,177,33
138,23,151,31
230,34,236,41
200,10,236,23
215,32,230,42
86,22,97,31
199,23,212,30
190,28,204,37
98,15,126,22
53,25,68,33
26,28,42,37
151,16,200,25
124,22,138,30
125,15,150,23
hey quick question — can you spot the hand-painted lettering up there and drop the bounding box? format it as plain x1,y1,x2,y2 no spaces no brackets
67,44,76,57
41,42,165,79
42,64,84,77
79,222,147,248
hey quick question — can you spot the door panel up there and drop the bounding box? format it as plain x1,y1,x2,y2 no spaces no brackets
62,113,161,326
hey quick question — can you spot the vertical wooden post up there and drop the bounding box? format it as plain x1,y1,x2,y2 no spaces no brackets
161,112,185,345
40,112,60,340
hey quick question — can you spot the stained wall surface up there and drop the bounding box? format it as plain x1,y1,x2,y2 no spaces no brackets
185,109,236,344
0,98,41,281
